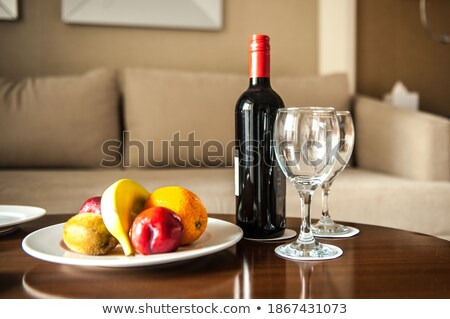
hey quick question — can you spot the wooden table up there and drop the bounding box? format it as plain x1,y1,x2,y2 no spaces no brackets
1,214,449,298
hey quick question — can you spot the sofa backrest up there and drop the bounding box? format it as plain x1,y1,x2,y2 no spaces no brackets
0,68,350,168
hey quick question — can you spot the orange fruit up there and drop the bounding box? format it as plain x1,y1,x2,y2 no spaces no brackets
145,186,208,245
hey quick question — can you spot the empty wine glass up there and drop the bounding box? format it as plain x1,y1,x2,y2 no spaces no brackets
312,111,359,238
273,107,343,260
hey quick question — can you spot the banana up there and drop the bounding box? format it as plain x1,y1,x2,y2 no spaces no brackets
101,179,150,256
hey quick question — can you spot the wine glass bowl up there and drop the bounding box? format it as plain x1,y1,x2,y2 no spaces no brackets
312,111,358,237
274,107,343,260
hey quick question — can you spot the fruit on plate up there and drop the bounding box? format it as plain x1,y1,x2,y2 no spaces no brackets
63,213,118,255
130,207,184,255
145,186,207,245
101,179,150,256
79,196,102,214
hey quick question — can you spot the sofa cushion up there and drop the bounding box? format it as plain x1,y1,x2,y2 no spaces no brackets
122,68,245,168
0,69,120,168
122,68,350,168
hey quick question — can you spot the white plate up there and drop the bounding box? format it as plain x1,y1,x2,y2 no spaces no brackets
22,218,243,268
0,205,46,229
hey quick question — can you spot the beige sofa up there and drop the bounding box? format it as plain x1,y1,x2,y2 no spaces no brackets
1,69,449,240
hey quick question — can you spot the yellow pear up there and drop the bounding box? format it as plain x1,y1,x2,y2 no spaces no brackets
101,179,150,256
63,213,118,255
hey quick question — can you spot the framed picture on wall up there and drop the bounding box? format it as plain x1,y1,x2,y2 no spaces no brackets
0,0,18,20
62,0,223,31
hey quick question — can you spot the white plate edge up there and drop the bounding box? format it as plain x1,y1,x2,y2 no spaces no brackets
0,205,46,228
22,217,243,268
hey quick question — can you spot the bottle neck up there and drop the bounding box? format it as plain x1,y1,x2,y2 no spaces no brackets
248,51,271,88
248,51,270,79
249,77,271,87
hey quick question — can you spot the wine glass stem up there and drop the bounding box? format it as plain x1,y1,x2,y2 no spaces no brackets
321,184,331,218
298,189,315,244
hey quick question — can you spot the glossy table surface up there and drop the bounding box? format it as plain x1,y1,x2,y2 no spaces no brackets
1,214,449,298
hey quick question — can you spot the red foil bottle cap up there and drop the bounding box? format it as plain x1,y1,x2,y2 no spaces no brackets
249,34,270,53
248,34,270,78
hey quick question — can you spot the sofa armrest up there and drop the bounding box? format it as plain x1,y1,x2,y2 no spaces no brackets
354,96,450,181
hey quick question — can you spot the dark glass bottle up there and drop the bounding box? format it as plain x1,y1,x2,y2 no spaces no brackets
235,34,286,238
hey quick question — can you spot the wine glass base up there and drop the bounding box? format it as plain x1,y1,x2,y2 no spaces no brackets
312,225,360,238
275,242,343,261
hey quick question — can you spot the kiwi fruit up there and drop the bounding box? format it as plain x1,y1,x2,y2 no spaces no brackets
63,213,118,255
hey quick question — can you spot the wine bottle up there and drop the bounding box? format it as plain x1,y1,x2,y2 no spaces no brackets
235,34,286,238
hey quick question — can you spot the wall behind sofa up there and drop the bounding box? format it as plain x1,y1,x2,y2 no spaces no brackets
357,0,450,117
0,0,317,78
